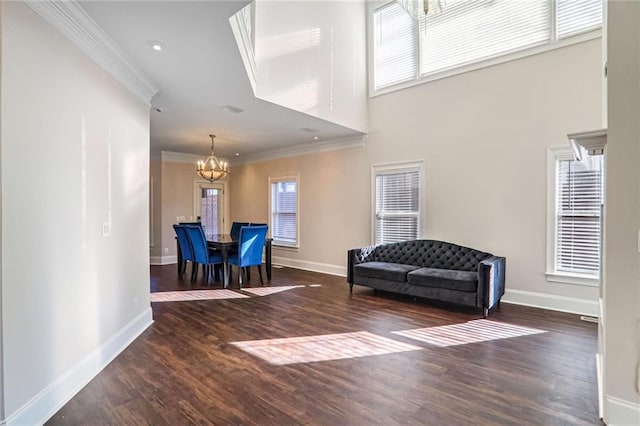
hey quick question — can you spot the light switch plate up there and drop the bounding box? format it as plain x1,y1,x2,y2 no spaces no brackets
102,222,111,237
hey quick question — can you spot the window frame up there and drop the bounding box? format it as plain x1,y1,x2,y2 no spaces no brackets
546,146,601,287
269,175,300,250
371,160,424,246
367,0,602,97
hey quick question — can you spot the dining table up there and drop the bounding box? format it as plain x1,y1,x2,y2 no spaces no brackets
176,233,273,288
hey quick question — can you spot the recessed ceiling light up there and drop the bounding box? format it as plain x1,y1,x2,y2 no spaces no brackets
235,153,240,156
147,41,163,51
313,136,319,140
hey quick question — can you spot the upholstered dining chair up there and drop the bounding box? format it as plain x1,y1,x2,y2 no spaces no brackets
227,225,268,288
173,224,198,281
184,224,223,284
230,221,250,240
228,221,250,264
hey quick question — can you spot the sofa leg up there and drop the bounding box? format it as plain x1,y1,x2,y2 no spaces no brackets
349,283,353,293
483,307,489,318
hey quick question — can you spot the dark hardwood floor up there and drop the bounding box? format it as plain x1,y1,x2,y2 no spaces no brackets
48,264,600,425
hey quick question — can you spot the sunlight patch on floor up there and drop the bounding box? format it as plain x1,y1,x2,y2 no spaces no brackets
150,289,249,302
392,320,547,347
240,285,304,296
231,331,422,365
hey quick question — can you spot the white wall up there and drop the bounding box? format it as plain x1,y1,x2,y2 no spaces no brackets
232,38,603,312
603,1,640,423
254,0,368,133
1,2,152,422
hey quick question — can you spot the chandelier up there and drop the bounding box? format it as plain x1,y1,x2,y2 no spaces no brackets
196,134,229,181
396,0,442,20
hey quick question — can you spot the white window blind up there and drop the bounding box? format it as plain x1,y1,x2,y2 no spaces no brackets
271,179,298,247
419,0,550,75
373,2,418,90
372,0,603,92
374,167,420,245
557,0,603,39
555,156,604,276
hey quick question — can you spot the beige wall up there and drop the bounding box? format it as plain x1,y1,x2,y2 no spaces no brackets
230,148,370,270
231,38,603,301
1,2,152,420
150,159,162,258
603,0,640,422
161,161,198,258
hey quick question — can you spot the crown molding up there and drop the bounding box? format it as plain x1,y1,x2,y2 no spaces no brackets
233,134,367,166
23,0,159,105
161,151,203,164
160,134,367,166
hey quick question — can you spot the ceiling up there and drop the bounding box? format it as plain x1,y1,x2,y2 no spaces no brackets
80,1,365,159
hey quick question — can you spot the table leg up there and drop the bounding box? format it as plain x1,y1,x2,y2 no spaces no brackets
266,241,272,280
176,239,183,277
222,246,230,289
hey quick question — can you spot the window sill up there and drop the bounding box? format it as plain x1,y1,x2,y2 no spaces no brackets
273,244,299,252
545,272,600,287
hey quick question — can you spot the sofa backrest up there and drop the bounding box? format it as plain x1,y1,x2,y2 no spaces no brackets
372,240,491,271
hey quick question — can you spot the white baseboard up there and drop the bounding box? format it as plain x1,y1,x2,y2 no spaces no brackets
596,353,603,419
272,256,346,277
270,261,599,317
605,396,640,426
4,307,154,426
501,289,599,317
150,255,177,265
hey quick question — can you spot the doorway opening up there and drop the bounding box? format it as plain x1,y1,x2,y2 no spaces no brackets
194,182,224,239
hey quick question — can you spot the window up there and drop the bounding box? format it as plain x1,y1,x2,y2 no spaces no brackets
547,147,604,285
270,176,298,247
373,2,418,89
372,0,603,92
373,162,422,245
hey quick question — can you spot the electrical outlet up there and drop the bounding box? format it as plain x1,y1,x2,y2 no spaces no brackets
102,222,111,237
164,247,169,254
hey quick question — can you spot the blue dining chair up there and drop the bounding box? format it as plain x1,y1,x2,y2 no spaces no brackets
228,225,268,288
230,221,250,240
228,221,250,264
173,224,198,281
184,224,223,285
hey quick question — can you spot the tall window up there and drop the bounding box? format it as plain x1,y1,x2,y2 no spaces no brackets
270,176,298,247
547,148,604,284
374,2,417,89
373,162,422,245
372,0,603,92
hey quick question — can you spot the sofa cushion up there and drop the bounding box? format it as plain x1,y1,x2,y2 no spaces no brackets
354,262,420,282
407,267,478,292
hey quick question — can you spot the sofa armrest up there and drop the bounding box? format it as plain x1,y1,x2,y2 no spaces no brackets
477,256,506,310
347,245,376,284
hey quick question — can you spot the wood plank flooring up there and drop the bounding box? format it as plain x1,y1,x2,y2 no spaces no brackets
47,264,600,425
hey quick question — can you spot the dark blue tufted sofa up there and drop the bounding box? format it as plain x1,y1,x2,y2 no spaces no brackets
347,240,506,317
